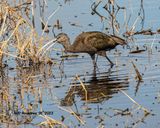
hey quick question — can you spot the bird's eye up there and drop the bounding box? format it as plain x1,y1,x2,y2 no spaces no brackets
56,36,61,40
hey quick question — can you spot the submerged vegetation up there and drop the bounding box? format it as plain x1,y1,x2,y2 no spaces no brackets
0,0,160,127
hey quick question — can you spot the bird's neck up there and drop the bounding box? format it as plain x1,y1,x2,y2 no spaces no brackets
62,41,75,52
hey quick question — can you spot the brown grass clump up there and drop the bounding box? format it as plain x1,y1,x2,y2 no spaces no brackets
0,1,57,67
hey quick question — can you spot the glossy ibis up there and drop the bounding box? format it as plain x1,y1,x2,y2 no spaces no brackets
55,31,126,67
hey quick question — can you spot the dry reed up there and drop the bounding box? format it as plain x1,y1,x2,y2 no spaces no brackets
0,1,60,67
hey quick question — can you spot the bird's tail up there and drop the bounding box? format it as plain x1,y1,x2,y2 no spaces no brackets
110,35,127,45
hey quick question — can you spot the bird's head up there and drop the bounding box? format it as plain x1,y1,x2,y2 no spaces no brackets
56,33,70,44
55,33,71,50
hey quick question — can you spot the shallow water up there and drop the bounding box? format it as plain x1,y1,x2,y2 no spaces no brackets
1,0,160,128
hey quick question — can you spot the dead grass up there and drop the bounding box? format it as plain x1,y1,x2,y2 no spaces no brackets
0,1,59,67
38,115,67,128
59,106,85,125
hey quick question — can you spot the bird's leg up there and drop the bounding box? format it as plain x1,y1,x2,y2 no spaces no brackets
90,54,97,68
105,55,114,67
93,65,96,78
107,64,113,76
97,51,114,67
95,54,98,63
95,54,101,73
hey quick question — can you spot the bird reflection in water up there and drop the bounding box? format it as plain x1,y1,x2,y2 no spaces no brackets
60,67,129,106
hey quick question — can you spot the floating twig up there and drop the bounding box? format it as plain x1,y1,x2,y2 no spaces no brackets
129,49,145,54
119,89,150,114
58,106,85,125
131,61,143,81
60,54,79,58
76,75,88,102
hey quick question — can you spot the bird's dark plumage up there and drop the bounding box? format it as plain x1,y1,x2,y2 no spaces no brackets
56,31,126,67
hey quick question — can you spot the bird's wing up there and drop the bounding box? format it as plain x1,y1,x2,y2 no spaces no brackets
85,33,114,51
73,34,97,52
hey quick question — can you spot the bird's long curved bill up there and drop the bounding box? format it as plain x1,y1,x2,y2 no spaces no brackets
36,38,58,57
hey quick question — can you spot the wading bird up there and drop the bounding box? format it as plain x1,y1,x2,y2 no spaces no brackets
55,31,126,67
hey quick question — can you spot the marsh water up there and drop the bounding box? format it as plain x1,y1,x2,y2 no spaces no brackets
1,0,160,128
